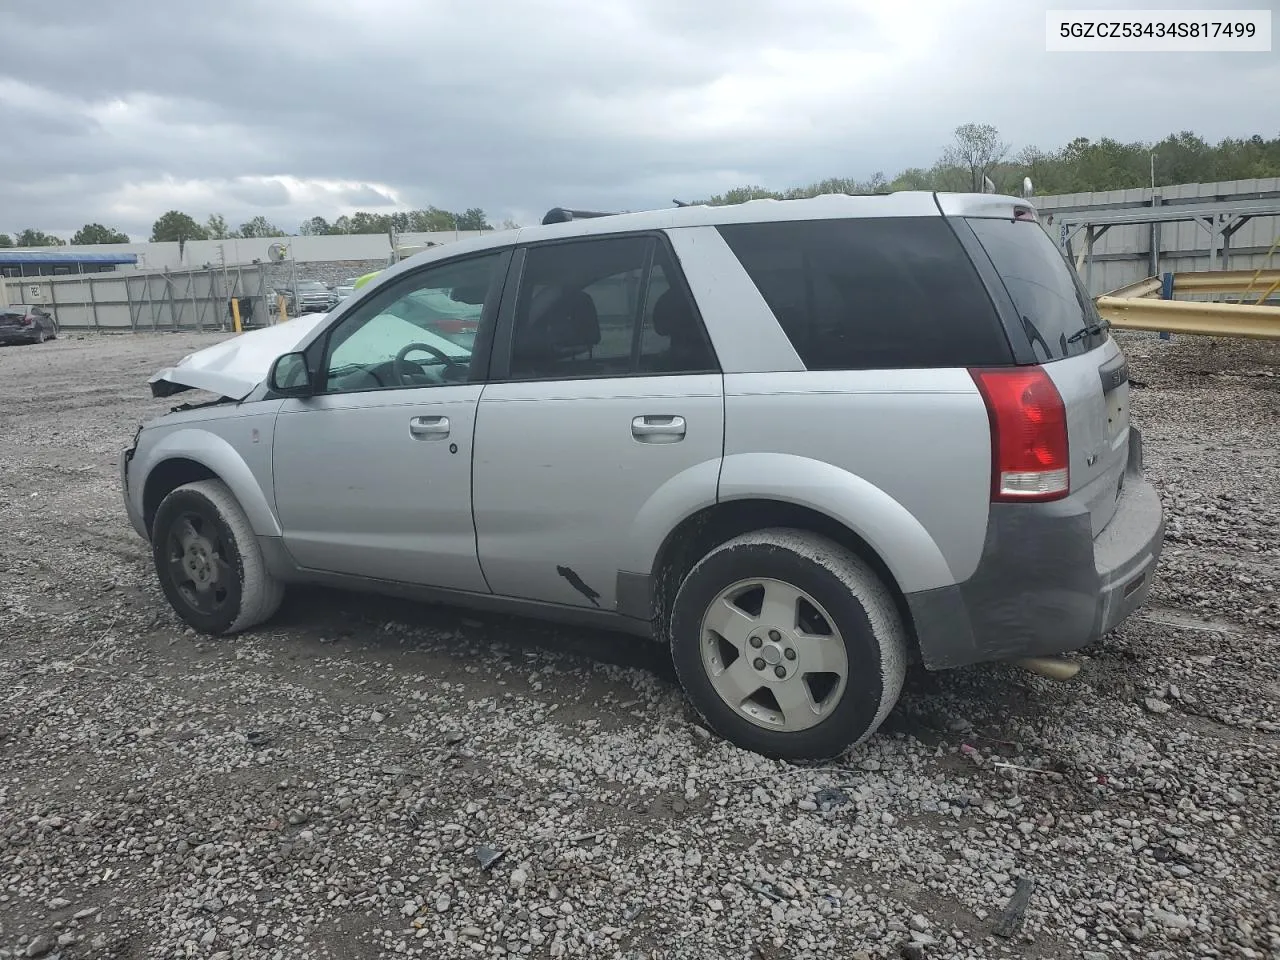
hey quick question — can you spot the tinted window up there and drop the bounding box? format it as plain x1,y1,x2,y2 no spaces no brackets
322,252,504,394
965,217,1107,361
717,217,1012,370
508,236,716,380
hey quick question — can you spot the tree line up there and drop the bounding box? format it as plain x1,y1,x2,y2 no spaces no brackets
0,207,501,248
5,126,1279,247
700,125,1280,205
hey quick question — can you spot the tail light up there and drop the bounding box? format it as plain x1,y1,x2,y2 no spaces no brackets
21,314,34,326
969,367,1069,502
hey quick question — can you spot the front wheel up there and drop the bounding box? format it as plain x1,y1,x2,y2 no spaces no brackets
669,529,908,761
151,479,284,635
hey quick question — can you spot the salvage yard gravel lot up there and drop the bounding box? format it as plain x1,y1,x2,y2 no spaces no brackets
1,331,1276,960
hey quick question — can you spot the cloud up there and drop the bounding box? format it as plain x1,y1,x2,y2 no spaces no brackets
1,0,1274,240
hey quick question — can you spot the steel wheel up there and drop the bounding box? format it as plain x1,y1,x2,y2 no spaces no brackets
163,508,234,616
699,576,849,733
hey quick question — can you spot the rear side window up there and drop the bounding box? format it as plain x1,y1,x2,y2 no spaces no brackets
717,217,1012,370
965,217,1107,361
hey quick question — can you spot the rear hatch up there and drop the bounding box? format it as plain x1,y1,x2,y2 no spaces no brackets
964,215,1129,536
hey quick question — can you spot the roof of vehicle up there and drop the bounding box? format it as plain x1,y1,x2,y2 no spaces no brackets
391,192,1038,275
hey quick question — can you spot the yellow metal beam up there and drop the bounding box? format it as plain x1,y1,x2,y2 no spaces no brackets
1096,296,1280,340
1171,269,1280,294
1106,276,1164,299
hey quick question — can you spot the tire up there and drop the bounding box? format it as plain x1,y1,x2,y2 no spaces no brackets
669,528,907,761
151,479,284,635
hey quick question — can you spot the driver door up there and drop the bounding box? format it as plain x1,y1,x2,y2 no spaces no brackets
271,248,511,591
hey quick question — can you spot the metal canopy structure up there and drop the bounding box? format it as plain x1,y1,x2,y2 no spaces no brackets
0,250,139,278
1052,196,1280,292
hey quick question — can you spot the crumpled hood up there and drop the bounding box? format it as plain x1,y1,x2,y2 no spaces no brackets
149,314,329,399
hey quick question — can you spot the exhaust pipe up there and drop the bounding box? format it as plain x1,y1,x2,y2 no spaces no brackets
1015,656,1081,681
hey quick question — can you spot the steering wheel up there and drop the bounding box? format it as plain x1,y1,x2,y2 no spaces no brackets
393,342,462,385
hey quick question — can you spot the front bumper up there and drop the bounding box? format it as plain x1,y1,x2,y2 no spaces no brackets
906,427,1165,670
120,444,148,540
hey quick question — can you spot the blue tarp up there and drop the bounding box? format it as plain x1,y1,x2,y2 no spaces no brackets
0,251,138,265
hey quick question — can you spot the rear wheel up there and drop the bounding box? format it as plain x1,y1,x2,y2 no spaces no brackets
151,479,284,635
669,528,907,760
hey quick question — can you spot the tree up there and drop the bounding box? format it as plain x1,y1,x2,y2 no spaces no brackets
455,208,491,231
299,216,330,236
71,223,129,245
151,210,208,243
237,216,286,238
0,234,13,248
15,229,64,247
942,122,1010,192
205,214,230,239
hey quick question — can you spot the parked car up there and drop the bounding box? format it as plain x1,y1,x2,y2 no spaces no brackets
121,192,1165,760
0,303,57,344
335,278,361,301
283,281,338,314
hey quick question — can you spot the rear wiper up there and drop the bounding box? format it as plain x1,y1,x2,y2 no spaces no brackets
1066,319,1110,344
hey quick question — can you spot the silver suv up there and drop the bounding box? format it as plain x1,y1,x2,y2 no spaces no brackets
121,192,1165,760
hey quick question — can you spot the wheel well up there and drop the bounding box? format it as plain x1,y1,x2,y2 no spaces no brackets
143,458,218,534
651,499,919,655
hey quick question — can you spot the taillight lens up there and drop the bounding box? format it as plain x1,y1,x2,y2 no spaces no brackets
21,315,34,326
969,367,1069,502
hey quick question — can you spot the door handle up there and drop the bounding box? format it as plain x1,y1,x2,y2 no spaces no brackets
632,415,686,442
409,415,450,440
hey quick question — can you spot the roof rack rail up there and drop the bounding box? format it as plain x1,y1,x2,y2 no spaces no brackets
541,207,618,225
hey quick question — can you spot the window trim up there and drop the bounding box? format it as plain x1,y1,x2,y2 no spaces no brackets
300,246,514,398
487,229,720,384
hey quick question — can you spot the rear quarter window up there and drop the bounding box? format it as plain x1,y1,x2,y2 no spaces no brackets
964,217,1107,361
716,217,1013,370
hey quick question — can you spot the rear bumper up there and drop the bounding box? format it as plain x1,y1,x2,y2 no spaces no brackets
906,427,1165,670
0,328,40,343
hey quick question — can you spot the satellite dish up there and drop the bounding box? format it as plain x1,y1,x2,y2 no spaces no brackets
267,242,289,262
1023,176,1034,198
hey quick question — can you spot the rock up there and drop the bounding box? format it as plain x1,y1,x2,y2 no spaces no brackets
510,867,528,890
436,893,451,913
475,844,505,870
23,936,54,958
909,915,930,932
1144,697,1172,715
46,898,71,910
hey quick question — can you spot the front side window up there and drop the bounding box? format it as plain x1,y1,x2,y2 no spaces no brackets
321,251,505,394
507,235,716,380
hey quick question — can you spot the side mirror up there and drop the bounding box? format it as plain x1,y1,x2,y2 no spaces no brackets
269,351,313,396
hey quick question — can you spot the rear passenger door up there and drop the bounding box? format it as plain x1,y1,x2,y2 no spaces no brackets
472,233,724,611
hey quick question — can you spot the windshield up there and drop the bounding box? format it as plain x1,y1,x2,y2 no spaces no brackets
965,217,1108,361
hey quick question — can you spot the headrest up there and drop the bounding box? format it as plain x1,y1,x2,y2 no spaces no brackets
652,289,693,338
544,289,600,351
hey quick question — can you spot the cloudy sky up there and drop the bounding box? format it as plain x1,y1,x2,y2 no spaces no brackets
2,0,1275,240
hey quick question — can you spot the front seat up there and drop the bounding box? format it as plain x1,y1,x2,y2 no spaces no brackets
514,288,601,376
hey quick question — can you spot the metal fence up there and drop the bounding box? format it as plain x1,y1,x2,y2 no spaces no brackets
2,263,273,332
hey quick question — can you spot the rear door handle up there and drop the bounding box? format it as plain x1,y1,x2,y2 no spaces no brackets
632,415,686,442
409,415,450,440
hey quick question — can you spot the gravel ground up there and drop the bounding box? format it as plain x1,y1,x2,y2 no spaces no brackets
1,331,1276,960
